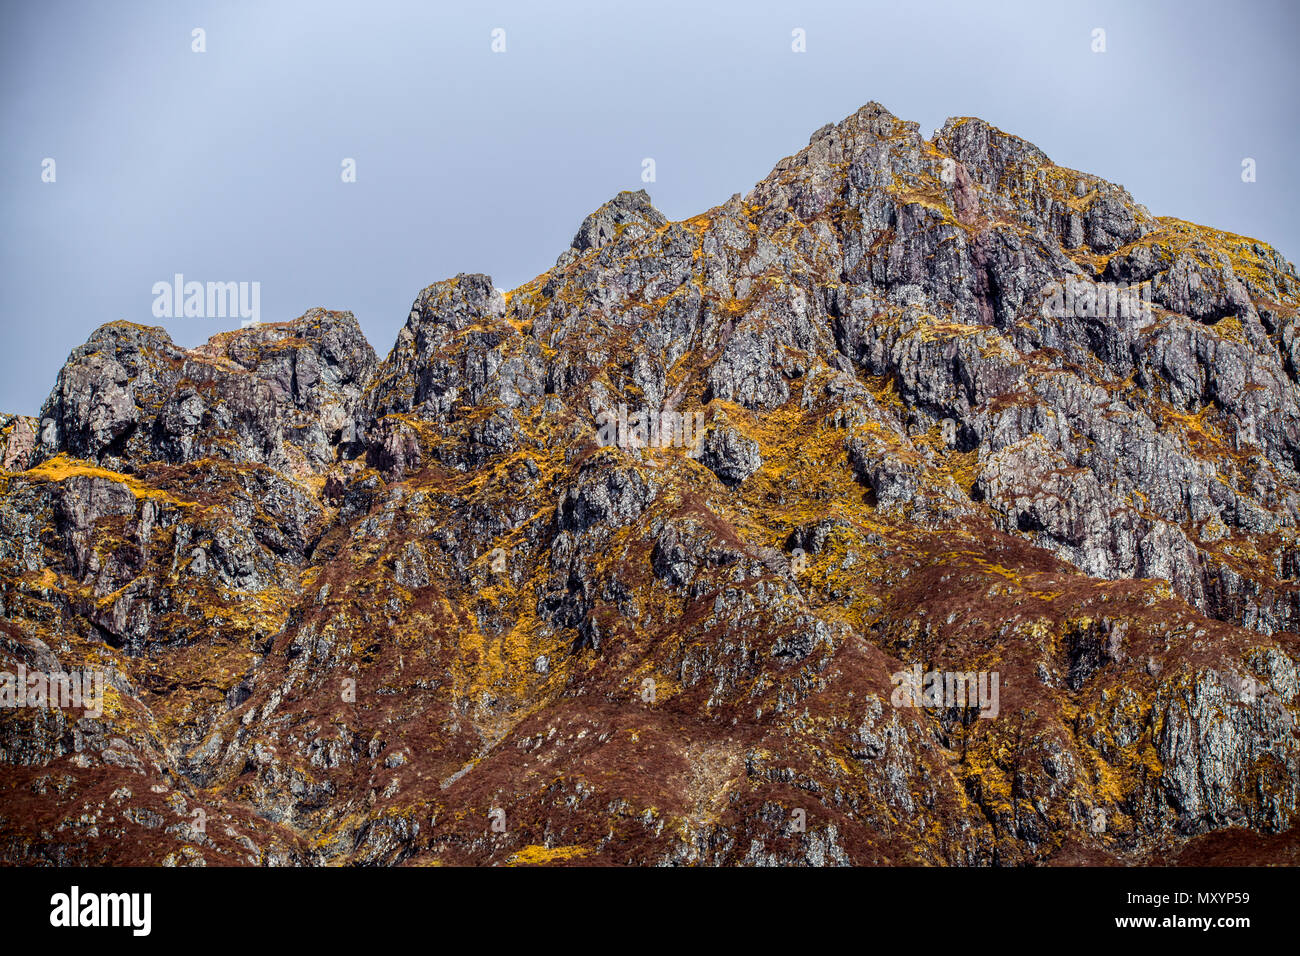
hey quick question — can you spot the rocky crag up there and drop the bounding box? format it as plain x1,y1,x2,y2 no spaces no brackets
2,103,1299,866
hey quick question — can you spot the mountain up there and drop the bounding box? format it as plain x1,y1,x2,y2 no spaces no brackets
2,102,1298,866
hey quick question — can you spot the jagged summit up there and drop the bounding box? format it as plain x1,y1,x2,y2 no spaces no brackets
28,308,374,474
561,188,669,264
3,103,1299,866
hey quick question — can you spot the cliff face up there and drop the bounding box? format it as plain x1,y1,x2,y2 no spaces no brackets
3,102,1299,866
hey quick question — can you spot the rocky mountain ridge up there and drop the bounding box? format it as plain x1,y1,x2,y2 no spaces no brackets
2,102,1298,865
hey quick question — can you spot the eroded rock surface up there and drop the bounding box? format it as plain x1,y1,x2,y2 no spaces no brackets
2,103,1298,866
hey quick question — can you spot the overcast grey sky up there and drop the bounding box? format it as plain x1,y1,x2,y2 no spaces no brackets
2,0,1296,415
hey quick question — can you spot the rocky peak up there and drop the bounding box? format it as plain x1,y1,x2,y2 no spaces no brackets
557,189,669,266
3,102,1300,867
34,309,375,474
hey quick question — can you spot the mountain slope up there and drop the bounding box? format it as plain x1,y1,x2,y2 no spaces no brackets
2,102,1298,866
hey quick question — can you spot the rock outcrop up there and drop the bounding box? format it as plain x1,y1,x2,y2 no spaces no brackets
2,102,1298,866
